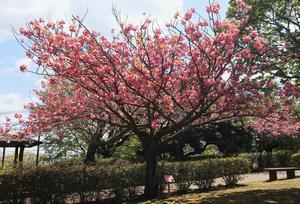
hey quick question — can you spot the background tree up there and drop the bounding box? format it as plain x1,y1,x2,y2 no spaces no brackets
228,0,300,84
24,78,130,164
42,130,87,162
112,135,144,161
159,120,254,160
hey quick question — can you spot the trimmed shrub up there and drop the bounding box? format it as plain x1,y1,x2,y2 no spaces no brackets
220,157,250,185
291,153,300,166
202,144,223,157
193,159,221,189
0,161,144,203
160,157,250,191
0,156,250,202
239,150,293,171
174,161,195,192
239,152,270,170
239,152,260,170
272,150,292,167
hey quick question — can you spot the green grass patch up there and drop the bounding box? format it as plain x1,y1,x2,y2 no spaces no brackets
146,178,300,204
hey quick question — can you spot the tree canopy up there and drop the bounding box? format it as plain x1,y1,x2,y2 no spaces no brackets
0,0,299,198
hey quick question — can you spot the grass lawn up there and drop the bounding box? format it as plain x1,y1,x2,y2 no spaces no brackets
145,178,300,204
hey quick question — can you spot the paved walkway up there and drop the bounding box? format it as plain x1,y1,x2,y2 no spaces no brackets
237,170,300,184
182,170,300,191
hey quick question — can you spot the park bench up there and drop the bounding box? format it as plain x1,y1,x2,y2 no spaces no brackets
263,167,300,181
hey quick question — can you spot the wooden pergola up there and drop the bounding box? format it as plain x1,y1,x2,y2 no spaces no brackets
0,136,42,167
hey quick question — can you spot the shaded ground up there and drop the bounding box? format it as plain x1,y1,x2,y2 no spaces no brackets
146,177,300,204
163,170,300,192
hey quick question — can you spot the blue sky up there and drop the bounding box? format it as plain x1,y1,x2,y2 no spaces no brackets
0,0,229,121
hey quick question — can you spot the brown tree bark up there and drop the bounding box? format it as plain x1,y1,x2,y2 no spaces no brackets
84,141,97,164
143,137,160,199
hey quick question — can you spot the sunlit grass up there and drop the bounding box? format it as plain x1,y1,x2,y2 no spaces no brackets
0,152,38,173
146,178,300,204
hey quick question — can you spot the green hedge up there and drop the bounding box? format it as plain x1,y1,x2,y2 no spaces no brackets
0,157,250,203
239,150,292,171
272,150,292,167
291,153,300,166
220,157,250,185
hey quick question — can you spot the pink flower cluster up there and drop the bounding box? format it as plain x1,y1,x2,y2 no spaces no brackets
1,0,297,141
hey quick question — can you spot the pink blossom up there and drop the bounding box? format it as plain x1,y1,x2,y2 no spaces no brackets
19,64,27,72
242,36,251,43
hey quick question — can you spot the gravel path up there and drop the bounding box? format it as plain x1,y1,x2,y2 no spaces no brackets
184,170,300,191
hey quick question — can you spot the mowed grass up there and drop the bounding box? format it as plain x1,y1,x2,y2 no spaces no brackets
145,178,300,204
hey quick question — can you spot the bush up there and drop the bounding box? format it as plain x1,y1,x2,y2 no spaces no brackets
0,161,144,203
113,136,143,162
239,150,293,171
161,156,249,191
291,153,300,166
176,162,195,192
0,156,250,202
239,152,259,170
202,144,223,157
272,150,292,167
238,152,270,171
220,157,250,185
193,159,221,189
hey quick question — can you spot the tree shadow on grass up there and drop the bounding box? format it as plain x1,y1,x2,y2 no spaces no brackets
199,188,300,204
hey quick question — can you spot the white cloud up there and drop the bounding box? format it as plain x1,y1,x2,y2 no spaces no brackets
75,0,184,32
0,57,35,75
0,0,72,42
0,0,183,42
0,93,30,123
15,58,32,68
0,92,39,124
75,0,184,37
16,58,37,75
0,93,31,112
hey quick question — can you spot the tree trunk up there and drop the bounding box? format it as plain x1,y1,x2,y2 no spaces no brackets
143,138,159,199
85,142,97,164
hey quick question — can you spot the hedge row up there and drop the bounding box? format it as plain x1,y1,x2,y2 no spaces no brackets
0,157,250,203
239,150,292,171
291,153,300,166
160,157,250,192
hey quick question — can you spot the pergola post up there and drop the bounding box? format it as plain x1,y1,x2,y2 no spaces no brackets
19,146,25,168
14,147,19,167
1,147,5,166
36,135,41,167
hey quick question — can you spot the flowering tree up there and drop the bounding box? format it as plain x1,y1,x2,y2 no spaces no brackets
228,0,300,85
251,107,300,137
6,0,297,198
25,78,130,163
